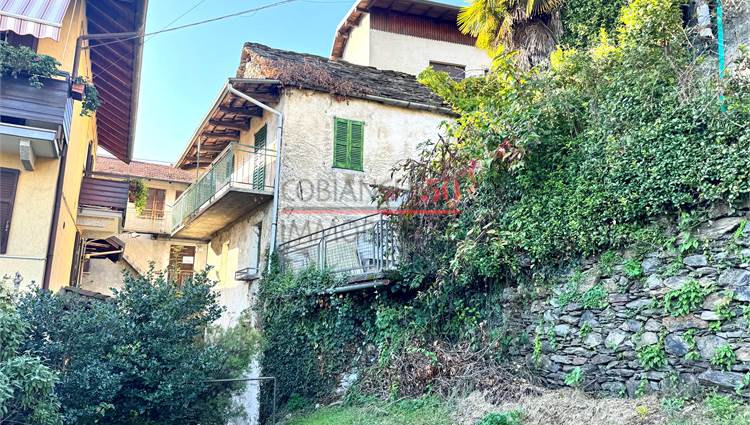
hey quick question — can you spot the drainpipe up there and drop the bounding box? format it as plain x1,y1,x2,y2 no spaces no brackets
42,142,68,290
716,0,725,79
226,85,284,274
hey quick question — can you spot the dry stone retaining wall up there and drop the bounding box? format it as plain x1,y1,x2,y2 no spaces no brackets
512,207,750,397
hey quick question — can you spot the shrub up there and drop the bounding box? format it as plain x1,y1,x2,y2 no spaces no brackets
0,279,61,425
564,367,584,388
19,270,260,425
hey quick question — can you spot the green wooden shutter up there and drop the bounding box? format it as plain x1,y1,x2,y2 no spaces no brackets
333,118,350,168
349,120,363,171
253,125,267,189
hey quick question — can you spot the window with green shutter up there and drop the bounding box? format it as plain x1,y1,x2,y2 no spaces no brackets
253,124,267,189
333,117,364,171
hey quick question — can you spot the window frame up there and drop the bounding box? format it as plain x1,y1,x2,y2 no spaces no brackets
0,167,20,254
332,117,364,172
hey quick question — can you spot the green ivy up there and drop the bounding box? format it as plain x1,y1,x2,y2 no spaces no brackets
637,340,667,370
663,280,708,317
711,345,737,372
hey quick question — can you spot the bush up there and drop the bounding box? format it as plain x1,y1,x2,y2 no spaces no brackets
0,279,61,425
18,270,260,425
399,0,750,284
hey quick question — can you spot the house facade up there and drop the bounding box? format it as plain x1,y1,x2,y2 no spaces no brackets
331,0,490,77
79,156,208,296
0,0,147,291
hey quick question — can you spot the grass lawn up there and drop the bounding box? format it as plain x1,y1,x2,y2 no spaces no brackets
283,397,454,425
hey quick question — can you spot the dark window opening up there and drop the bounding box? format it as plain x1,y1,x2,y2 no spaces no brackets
429,61,466,81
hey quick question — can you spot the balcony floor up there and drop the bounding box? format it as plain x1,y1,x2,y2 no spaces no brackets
171,183,272,240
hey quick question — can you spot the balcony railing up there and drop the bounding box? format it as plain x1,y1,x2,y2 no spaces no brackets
171,143,276,234
124,206,172,235
278,214,400,276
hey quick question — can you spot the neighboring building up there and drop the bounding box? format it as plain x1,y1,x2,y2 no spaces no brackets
0,0,147,291
79,156,208,296
331,0,491,77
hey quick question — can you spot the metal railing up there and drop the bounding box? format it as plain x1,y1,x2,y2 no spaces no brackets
125,205,171,234
278,214,400,276
171,143,276,233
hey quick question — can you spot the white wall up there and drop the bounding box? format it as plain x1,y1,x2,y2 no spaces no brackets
341,13,371,66
368,29,491,76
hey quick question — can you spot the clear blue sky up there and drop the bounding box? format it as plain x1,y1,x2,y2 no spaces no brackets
132,0,465,163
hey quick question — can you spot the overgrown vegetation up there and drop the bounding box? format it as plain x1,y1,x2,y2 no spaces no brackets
0,279,61,425
0,41,101,115
260,0,750,417
18,271,260,425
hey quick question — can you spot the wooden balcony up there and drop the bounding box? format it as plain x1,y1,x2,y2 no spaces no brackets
171,143,275,240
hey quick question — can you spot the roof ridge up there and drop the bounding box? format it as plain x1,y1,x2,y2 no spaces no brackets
241,41,426,80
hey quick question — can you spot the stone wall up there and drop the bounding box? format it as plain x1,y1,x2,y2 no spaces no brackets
513,206,750,397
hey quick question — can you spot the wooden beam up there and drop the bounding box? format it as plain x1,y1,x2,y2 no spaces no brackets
208,120,249,131
201,130,240,138
218,106,263,117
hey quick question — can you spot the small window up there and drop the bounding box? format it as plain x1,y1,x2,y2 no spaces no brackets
429,61,466,81
253,125,267,189
140,188,166,220
0,168,20,254
333,118,364,171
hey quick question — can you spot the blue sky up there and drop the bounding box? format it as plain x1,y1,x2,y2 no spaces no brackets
132,0,465,163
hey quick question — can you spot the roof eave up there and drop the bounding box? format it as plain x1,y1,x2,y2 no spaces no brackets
174,78,282,168
124,0,148,163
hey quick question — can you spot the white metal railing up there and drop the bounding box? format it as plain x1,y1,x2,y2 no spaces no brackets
278,214,400,276
171,143,276,233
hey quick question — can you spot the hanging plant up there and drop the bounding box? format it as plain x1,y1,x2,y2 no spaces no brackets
0,40,60,88
129,179,148,215
72,76,101,116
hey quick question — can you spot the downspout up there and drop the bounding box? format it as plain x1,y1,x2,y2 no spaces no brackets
43,142,68,290
716,0,725,79
226,85,284,273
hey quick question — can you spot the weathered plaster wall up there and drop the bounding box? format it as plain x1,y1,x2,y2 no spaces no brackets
511,206,750,397
275,89,449,243
368,30,490,76
80,256,138,296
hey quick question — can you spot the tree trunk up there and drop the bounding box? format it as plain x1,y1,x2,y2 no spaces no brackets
511,11,562,69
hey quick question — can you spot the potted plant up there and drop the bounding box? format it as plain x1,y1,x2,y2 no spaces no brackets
73,76,101,116
0,40,60,87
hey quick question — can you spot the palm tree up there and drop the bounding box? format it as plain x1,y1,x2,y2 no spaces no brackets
458,0,565,69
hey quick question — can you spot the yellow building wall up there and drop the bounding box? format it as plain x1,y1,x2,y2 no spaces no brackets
0,1,97,291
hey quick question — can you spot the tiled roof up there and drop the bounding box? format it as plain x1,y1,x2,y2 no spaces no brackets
238,42,450,112
94,155,195,183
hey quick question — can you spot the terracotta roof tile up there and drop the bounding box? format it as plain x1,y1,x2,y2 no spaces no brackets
94,156,195,183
